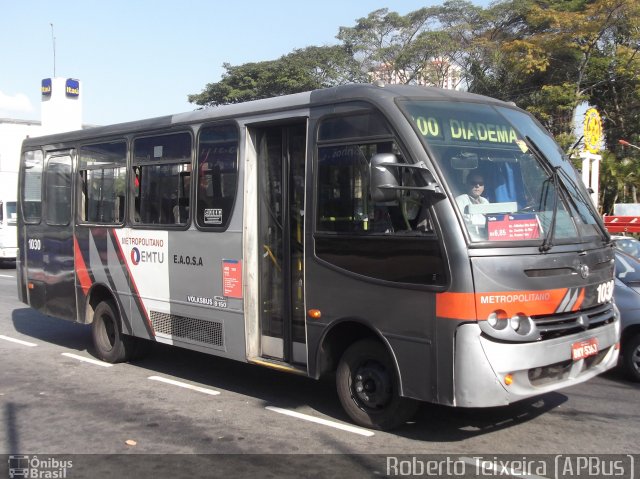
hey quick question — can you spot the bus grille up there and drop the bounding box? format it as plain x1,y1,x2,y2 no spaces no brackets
150,311,224,348
528,348,609,386
531,303,615,340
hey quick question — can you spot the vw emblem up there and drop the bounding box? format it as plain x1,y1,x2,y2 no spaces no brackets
579,264,590,279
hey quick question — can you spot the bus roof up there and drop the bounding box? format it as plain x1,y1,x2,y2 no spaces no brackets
22,83,512,148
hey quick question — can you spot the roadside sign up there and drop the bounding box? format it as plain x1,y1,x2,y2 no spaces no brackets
583,108,603,154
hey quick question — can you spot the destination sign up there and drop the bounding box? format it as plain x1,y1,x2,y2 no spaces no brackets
414,115,519,145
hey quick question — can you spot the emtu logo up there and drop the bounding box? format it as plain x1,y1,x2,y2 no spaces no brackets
131,247,141,265
129,247,164,265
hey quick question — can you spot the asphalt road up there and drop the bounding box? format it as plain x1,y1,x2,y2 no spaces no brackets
1,264,638,478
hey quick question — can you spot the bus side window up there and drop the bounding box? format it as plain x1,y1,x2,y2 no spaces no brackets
315,111,444,286
21,150,44,224
196,124,239,230
45,156,72,226
317,142,431,235
78,141,127,225
132,132,192,226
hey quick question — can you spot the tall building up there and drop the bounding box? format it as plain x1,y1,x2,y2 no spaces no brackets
369,58,463,90
40,77,82,135
0,77,86,175
0,118,42,173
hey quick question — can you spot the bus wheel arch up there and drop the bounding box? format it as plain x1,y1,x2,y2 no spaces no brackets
315,319,380,379
92,299,136,363
85,286,134,363
317,320,419,430
84,284,118,325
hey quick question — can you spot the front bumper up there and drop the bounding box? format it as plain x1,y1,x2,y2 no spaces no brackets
453,318,620,407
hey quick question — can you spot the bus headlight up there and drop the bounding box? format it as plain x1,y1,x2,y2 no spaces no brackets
479,310,541,342
487,310,508,330
509,315,522,331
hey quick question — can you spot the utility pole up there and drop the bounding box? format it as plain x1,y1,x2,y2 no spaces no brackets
50,23,56,77
581,108,603,208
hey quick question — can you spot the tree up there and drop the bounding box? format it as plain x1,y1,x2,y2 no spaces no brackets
338,7,443,85
188,1,640,162
337,4,474,89
582,2,640,149
186,0,640,212
576,0,640,212
599,151,640,214
188,45,365,107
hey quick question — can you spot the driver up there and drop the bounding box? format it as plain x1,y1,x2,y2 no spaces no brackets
456,174,489,214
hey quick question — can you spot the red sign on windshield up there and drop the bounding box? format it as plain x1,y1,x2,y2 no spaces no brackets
487,214,540,241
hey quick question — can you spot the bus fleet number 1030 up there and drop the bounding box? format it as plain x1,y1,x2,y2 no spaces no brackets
27,238,41,251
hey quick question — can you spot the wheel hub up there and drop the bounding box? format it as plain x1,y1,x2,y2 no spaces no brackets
352,361,392,410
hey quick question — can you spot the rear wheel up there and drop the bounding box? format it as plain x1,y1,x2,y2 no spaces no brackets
336,339,419,430
92,300,135,363
622,333,640,382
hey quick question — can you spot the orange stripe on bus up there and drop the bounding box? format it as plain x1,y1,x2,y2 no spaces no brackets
573,287,586,311
74,237,92,296
436,288,573,320
436,292,478,320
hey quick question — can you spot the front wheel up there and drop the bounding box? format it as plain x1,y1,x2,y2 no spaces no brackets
92,300,135,363
336,339,419,430
622,333,640,382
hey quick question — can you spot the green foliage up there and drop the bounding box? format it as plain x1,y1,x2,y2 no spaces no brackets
188,46,365,107
599,151,640,214
188,0,640,211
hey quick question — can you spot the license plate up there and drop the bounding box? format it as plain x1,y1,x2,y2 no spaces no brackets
572,337,599,361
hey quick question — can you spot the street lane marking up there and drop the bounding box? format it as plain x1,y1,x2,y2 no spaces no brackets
0,335,38,347
0,274,14,278
148,376,221,396
61,352,113,367
265,406,375,437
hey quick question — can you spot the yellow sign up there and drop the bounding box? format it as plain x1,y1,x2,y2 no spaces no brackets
583,108,603,154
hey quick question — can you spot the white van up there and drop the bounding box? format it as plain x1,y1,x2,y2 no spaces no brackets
0,199,17,263
0,172,18,264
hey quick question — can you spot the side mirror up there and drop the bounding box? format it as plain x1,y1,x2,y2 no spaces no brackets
370,153,400,202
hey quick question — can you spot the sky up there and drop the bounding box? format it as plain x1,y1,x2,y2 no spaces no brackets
0,0,489,126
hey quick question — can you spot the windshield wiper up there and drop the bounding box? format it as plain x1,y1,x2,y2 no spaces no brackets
522,136,562,252
553,164,610,242
540,166,560,252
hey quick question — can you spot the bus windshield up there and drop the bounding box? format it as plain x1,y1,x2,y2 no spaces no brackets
400,100,603,245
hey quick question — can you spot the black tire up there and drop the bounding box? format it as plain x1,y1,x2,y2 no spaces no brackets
336,339,419,430
622,333,640,382
91,300,134,363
